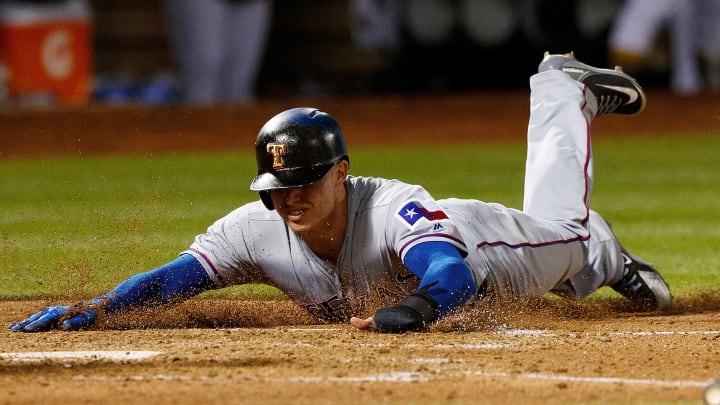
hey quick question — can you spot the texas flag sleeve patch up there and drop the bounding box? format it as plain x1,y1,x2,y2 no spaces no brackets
397,200,449,227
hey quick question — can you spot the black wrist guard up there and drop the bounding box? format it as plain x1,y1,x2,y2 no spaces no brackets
373,291,439,333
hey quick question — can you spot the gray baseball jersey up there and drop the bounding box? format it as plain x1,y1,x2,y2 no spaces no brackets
184,176,469,321
184,69,627,322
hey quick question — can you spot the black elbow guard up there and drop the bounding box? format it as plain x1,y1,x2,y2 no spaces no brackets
373,291,439,333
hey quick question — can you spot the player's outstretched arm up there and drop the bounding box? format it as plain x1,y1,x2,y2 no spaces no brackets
351,241,477,333
8,254,215,332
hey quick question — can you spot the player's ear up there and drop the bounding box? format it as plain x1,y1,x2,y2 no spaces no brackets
334,160,349,184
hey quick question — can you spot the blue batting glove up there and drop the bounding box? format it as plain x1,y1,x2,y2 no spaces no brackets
61,309,98,331
9,302,101,332
8,305,70,332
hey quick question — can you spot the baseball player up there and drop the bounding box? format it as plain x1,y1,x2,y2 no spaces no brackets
9,53,672,334
607,0,701,95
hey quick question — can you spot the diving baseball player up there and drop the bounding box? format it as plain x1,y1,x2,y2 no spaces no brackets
10,53,672,334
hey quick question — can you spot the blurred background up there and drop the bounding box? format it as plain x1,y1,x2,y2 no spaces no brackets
1,0,718,107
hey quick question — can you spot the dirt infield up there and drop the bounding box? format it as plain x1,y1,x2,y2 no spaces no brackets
2,89,720,404
2,89,719,158
3,297,720,404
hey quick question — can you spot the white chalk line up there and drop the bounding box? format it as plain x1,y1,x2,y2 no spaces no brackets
61,370,711,388
494,328,720,338
68,372,430,383
289,372,428,383
285,328,343,332
0,351,163,362
358,342,515,349
610,330,720,336
278,326,720,338
283,369,709,387
475,371,708,388
72,374,192,382
280,370,710,387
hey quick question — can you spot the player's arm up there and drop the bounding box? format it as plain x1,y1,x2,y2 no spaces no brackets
364,241,477,333
8,254,215,332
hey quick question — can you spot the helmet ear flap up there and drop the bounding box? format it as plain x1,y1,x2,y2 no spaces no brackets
259,191,274,210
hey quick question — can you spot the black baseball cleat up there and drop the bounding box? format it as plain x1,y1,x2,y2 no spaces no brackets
538,51,647,116
611,248,672,311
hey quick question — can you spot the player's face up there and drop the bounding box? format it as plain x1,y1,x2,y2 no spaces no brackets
269,161,348,236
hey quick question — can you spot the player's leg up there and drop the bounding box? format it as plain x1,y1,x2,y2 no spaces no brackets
522,67,593,236
526,51,647,219
529,53,670,310
549,210,621,299
496,64,594,301
552,211,672,311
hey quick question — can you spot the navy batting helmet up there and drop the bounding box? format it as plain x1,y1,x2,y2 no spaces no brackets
250,107,349,210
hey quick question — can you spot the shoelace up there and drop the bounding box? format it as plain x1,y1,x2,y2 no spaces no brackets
613,253,649,296
613,269,644,295
596,94,625,115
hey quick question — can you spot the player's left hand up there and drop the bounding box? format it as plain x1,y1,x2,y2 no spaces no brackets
351,292,440,333
350,316,374,330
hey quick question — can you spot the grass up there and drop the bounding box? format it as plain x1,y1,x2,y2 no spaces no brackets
1,132,719,300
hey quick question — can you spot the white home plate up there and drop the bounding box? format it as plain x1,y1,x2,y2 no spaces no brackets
0,351,162,362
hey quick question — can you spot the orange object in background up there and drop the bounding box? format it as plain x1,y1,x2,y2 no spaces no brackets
0,0,92,104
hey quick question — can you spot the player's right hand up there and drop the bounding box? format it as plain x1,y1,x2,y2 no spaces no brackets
8,303,98,332
9,305,70,332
